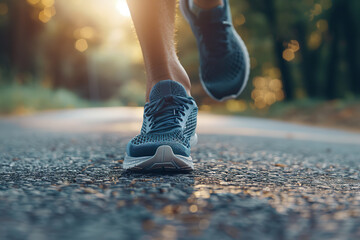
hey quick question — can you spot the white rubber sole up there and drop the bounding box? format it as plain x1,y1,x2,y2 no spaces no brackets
123,134,197,172
179,0,250,102
124,145,194,172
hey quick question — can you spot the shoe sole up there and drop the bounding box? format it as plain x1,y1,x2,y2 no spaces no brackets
123,134,197,172
123,145,194,172
179,0,250,102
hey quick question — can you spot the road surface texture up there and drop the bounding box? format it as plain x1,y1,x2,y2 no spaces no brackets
1,107,360,240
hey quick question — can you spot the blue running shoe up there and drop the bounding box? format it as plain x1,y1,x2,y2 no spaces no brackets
124,80,198,171
180,0,250,101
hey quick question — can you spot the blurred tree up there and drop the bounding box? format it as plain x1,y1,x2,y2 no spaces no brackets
325,0,360,99
343,0,360,95
0,0,43,82
246,0,295,100
0,0,359,107
245,0,360,101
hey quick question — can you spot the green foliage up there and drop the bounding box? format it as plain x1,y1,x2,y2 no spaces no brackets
116,81,146,106
0,83,88,114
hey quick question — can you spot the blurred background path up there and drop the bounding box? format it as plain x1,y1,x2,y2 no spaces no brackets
1,108,360,239
4,107,360,144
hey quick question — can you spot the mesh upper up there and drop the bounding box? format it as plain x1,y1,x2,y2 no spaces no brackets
133,104,197,148
200,38,247,99
184,108,198,138
131,129,190,148
202,41,245,84
149,80,187,102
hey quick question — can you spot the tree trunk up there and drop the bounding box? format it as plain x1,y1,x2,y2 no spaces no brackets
295,23,321,98
343,1,360,95
263,0,295,100
325,3,340,100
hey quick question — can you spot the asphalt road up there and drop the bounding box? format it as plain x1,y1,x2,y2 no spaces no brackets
1,107,360,240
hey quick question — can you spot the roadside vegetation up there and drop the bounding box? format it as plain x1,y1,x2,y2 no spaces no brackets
0,0,359,130
0,83,88,115
208,98,360,131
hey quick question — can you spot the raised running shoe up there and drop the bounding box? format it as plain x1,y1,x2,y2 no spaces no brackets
124,80,198,171
180,0,250,101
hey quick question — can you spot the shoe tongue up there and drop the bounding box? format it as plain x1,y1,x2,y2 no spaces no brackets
149,80,187,102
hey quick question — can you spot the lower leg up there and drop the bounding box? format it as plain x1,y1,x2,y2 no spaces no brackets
127,0,191,101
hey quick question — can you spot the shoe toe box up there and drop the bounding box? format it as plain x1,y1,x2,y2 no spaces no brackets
126,132,191,158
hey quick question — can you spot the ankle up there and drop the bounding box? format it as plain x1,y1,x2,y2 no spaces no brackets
192,0,223,9
146,60,191,101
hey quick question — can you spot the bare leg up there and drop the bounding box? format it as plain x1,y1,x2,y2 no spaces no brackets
127,0,191,101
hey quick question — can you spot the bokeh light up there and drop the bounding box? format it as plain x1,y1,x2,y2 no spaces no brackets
283,49,295,62
75,39,89,52
116,0,131,18
316,19,329,32
226,100,247,113
27,0,40,5
308,31,322,50
282,40,300,62
251,75,285,109
42,0,55,8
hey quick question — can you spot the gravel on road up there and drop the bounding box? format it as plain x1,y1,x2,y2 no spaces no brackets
0,112,360,240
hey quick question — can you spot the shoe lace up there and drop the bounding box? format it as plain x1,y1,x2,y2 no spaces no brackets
196,20,232,56
145,95,193,134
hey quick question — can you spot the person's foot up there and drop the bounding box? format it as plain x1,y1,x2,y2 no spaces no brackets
180,0,250,101
124,80,198,172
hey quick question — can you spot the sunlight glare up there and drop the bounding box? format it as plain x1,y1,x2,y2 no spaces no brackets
116,0,131,18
